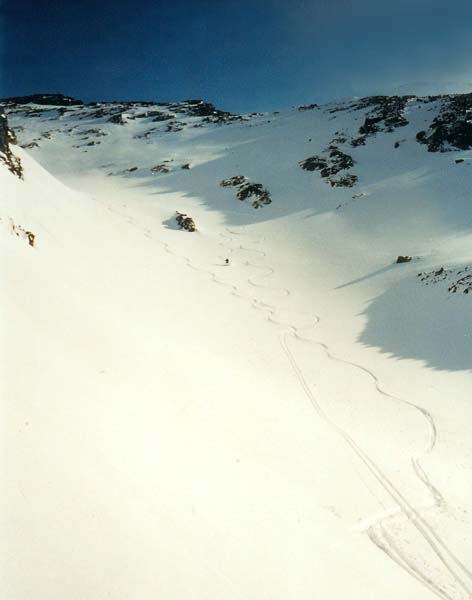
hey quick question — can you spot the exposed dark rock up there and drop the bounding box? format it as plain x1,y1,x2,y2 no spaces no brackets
416,93,472,152
0,93,83,106
151,161,172,174
300,146,356,184
357,96,410,137
135,110,168,120
108,113,127,125
396,255,412,264
175,211,196,232
220,176,271,208
0,110,23,178
81,128,107,137
236,182,272,208
299,156,328,172
165,121,184,132
87,107,122,120
326,148,354,173
329,174,358,188
201,113,242,125
21,141,39,149
185,101,220,117
220,175,247,187
416,131,427,143
455,158,465,163
181,163,191,170
10,220,35,246
134,128,157,140
151,113,175,122
181,100,241,124
418,266,472,294
298,103,318,111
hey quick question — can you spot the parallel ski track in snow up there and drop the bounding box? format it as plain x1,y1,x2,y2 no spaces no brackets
102,201,471,600
220,227,472,600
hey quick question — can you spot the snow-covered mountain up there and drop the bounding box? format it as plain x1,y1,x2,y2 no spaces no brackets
2,92,472,600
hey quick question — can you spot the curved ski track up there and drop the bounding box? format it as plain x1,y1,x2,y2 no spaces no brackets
103,200,471,600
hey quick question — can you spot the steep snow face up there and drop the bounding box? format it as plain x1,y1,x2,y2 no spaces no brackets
3,94,472,600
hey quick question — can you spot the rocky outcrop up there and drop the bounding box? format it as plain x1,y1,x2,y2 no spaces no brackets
357,96,410,137
220,176,272,208
299,147,357,187
236,183,272,208
416,93,472,152
182,99,241,124
0,109,23,178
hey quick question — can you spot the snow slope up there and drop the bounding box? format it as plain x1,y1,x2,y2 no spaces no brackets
2,94,472,600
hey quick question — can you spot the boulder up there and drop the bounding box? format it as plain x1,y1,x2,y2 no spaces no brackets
175,211,196,232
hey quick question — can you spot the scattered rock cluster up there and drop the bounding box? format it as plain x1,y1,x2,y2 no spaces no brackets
81,128,107,137
175,211,196,232
220,176,272,208
9,219,35,246
324,95,411,148
418,266,472,294
150,159,191,174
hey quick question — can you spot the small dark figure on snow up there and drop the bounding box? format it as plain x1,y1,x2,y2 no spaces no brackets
225,258,230,265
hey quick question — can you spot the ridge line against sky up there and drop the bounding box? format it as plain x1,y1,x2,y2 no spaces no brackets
1,0,472,113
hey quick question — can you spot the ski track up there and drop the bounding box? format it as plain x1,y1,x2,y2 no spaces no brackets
101,198,472,600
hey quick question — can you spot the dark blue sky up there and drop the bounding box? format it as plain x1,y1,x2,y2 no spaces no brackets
1,0,471,112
